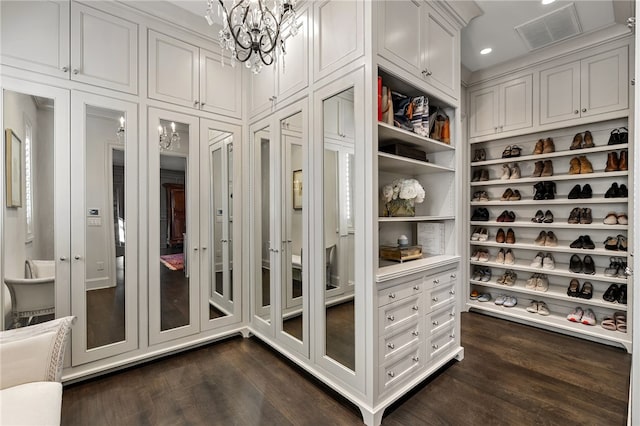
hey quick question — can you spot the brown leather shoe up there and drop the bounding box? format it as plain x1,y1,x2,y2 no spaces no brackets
580,208,593,224
579,156,593,174
583,131,594,148
541,160,554,177
532,161,543,177
496,228,506,243
506,228,516,244
570,133,583,150
605,152,619,172
568,157,580,174
533,139,544,155
543,138,555,154
619,150,628,171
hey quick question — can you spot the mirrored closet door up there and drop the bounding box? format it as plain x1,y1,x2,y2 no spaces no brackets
1,79,70,332
70,92,138,364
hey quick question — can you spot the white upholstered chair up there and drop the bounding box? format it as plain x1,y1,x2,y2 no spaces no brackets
4,260,56,328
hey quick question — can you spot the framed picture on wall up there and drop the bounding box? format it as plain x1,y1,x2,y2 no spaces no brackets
5,128,22,208
292,169,302,210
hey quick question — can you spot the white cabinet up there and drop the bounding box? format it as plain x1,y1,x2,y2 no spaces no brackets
540,46,629,125
1,1,138,94
377,1,459,100
148,31,242,119
248,7,308,117
468,75,532,138
323,92,354,141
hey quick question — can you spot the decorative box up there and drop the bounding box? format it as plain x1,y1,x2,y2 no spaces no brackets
379,245,423,263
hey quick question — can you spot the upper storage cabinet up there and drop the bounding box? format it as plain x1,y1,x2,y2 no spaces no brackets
468,74,533,138
377,0,459,102
148,30,242,119
540,46,629,125
1,1,138,95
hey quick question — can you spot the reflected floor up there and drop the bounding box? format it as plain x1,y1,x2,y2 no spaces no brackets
283,300,355,370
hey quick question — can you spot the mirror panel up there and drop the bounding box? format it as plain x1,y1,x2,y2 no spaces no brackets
281,111,304,343
159,119,190,331
2,89,56,329
323,88,356,371
255,126,271,323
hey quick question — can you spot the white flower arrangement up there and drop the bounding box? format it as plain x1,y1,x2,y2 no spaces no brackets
380,179,425,217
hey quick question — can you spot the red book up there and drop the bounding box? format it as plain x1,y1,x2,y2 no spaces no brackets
377,76,382,121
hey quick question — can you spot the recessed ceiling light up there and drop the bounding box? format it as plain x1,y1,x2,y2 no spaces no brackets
542,0,556,4
480,48,492,55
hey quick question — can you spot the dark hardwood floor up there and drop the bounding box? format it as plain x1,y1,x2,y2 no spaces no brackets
61,312,630,425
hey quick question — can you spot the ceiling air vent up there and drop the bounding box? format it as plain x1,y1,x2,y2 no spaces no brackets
515,3,582,51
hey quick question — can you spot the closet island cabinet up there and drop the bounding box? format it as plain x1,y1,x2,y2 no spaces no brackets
1,1,138,94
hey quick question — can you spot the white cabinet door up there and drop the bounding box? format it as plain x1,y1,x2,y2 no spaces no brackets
499,75,532,133
71,3,138,94
539,61,581,125
377,0,423,77
423,5,459,100
339,96,355,141
200,49,242,119
148,31,199,109
314,0,364,81
468,86,499,138
248,66,276,117
0,0,70,78
580,46,629,118
277,8,309,101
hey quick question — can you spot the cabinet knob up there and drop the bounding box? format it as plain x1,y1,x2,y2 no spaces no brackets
387,343,395,349
193,247,198,251
450,274,456,279
433,279,439,284
412,305,419,311
500,125,504,131
202,247,207,250
61,66,69,73
574,110,579,114
426,70,432,76
194,100,200,106
413,285,420,291
388,293,396,299
72,68,79,75
450,312,456,317
412,330,419,336
387,371,395,378
582,108,587,113
74,255,81,260
632,79,636,86
59,256,68,261
432,297,439,302
494,127,498,132
421,69,427,76
432,344,439,350
412,356,419,362
450,289,456,295
450,333,455,338
200,102,206,107
432,320,439,326
387,315,395,321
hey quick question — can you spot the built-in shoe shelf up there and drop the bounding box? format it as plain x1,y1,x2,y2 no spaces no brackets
470,240,627,257
470,170,628,187
469,220,628,231
470,197,628,206
471,143,629,166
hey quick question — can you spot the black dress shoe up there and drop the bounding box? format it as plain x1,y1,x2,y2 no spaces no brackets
543,210,554,223
603,284,620,302
543,181,555,199
619,284,627,304
583,255,595,275
531,209,544,223
579,184,592,199
605,182,619,198
569,236,584,249
582,235,595,249
569,254,583,273
620,184,628,197
578,282,593,299
533,182,545,200
568,184,581,199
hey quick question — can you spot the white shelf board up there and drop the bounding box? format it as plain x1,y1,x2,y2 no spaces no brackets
469,220,629,231
470,170,628,187
470,197,629,206
469,279,627,311
469,240,627,257
469,259,628,284
378,153,454,175
470,143,629,167
379,215,455,222
377,122,455,154
466,300,631,349
376,254,460,282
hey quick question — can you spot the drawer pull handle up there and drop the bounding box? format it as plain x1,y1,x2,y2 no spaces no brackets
450,312,456,317
450,333,455,338
450,273,456,279
433,279,440,284
387,315,395,322
450,290,456,295
432,320,439,326
412,305,419,311
387,343,395,349
412,330,419,336
387,371,395,378
432,344,439,350
412,356,419,362
413,285,420,291
432,297,439,302
389,293,396,299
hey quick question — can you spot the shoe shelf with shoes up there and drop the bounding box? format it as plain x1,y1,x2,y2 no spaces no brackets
470,197,628,206
469,170,628,187
471,240,617,257
469,219,628,231
471,142,628,166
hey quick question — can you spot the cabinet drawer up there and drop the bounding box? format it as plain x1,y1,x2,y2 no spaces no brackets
379,320,421,363
378,277,423,307
426,303,456,335
428,326,456,361
378,345,422,394
425,269,458,290
378,295,421,335
426,283,456,312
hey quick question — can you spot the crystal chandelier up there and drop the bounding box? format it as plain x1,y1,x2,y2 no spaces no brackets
205,0,298,74
158,122,180,151
116,116,125,143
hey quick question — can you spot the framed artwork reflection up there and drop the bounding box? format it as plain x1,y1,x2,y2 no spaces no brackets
5,128,22,208
292,169,302,210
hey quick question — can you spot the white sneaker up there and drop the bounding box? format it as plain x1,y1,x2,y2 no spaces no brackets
495,249,505,264
535,275,549,292
526,301,539,313
567,307,584,322
471,228,481,241
478,250,490,262
542,253,555,270
537,301,550,316
503,296,517,307
525,274,538,289
509,163,521,179
494,294,506,305
470,250,480,261
500,164,511,180
581,308,596,326
530,252,543,268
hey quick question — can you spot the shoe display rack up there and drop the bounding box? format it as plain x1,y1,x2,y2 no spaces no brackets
466,118,632,352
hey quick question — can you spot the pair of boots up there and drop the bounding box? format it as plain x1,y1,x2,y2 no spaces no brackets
532,160,553,177
533,138,555,154
605,150,628,172
570,131,595,150
533,181,556,200
568,156,593,174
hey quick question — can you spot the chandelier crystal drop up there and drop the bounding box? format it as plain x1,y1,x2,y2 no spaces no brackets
205,0,298,74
